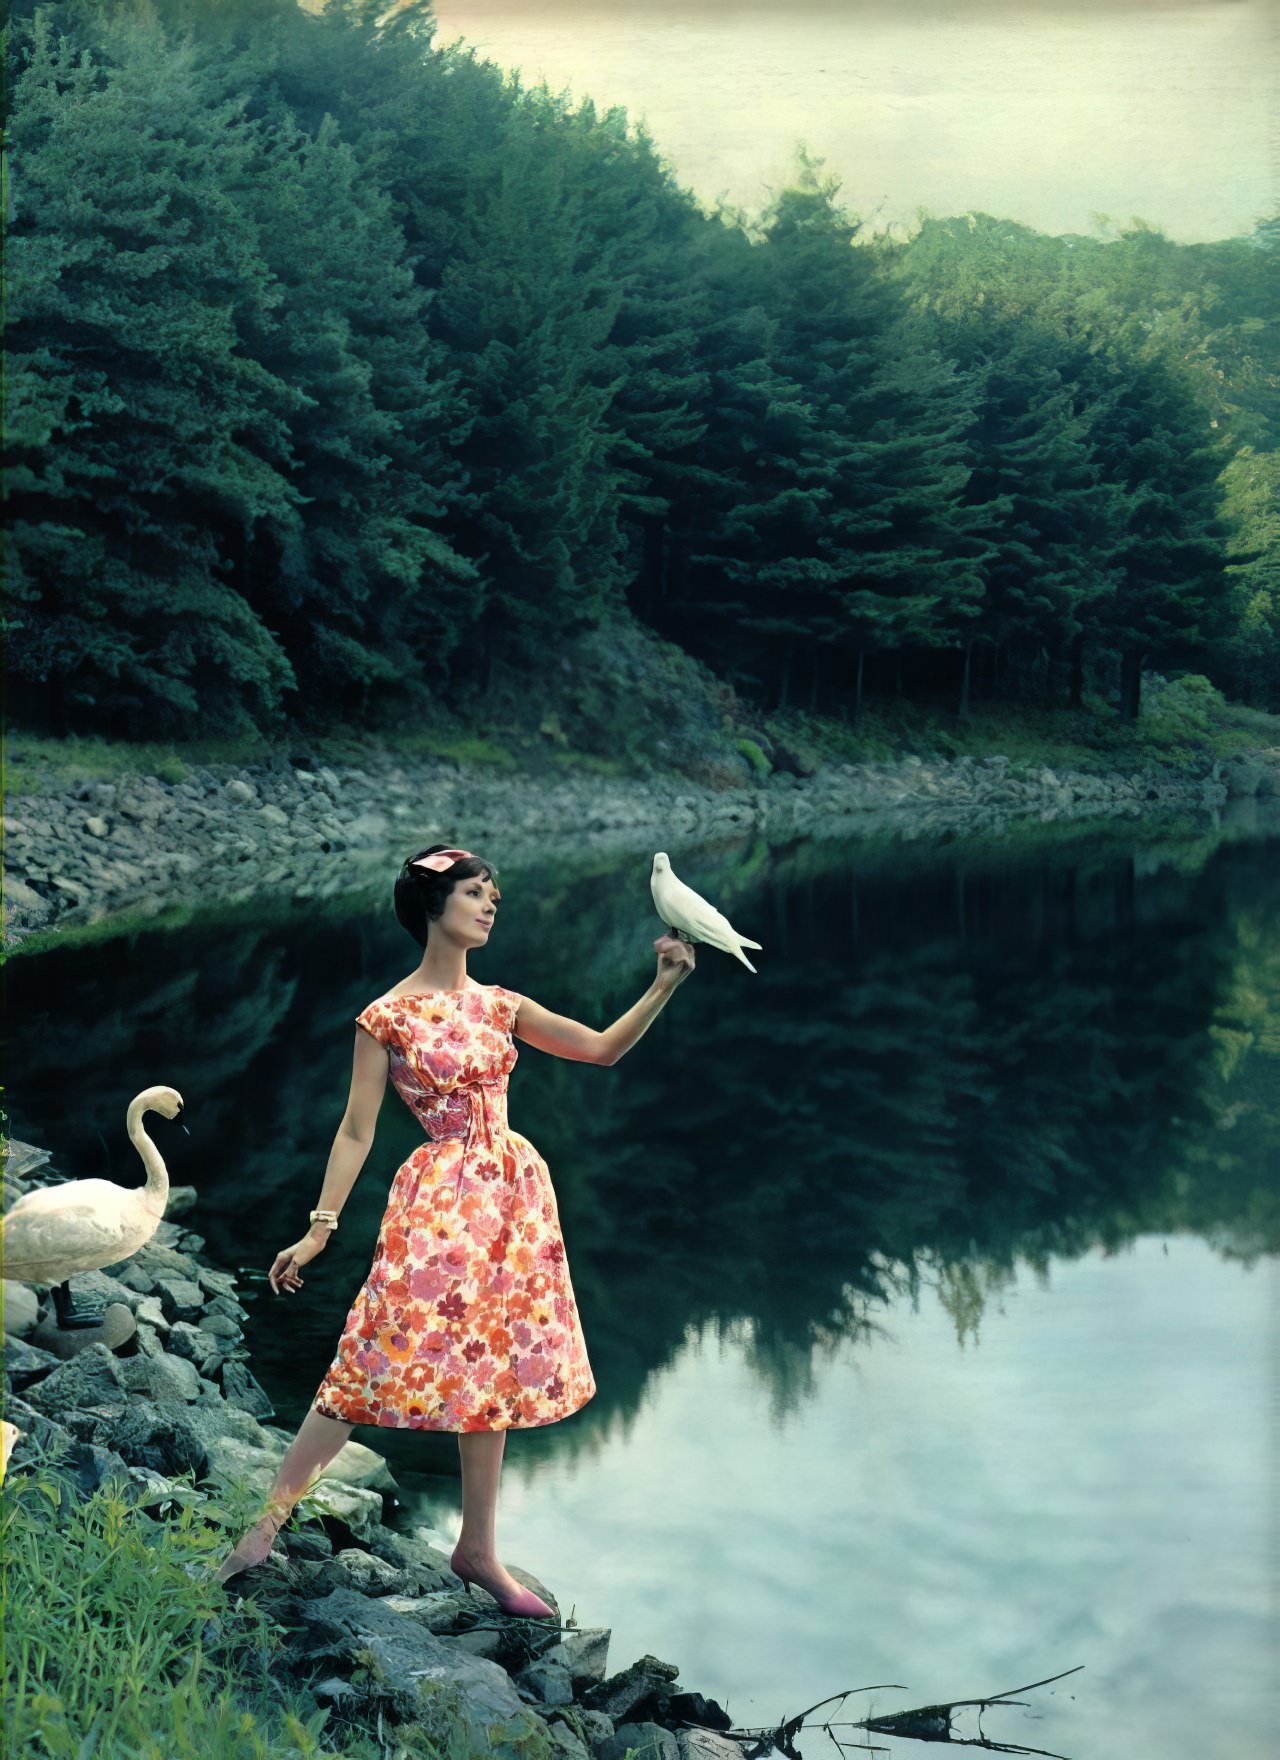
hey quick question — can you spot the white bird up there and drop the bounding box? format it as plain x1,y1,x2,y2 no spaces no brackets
0,1087,185,1313
0,1419,23,1486
650,852,763,973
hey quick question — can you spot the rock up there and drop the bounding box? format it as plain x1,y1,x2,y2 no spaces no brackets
1,1281,42,1335
2,876,53,927
22,1341,129,1428
295,1586,552,1750
299,1431,398,1496
7,732,1256,957
151,1275,206,1322
542,1626,612,1688
446,1625,506,1662
195,1264,241,1300
598,1721,679,1760
668,1692,733,1731
2,1393,77,1459
515,1658,576,1706
769,737,819,778
4,1332,62,1387
546,1721,592,1760
295,1477,386,1542
357,1526,453,1585
32,1302,137,1351
676,1731,747,1760
213,1357,272,1417
119,1349,202,1404
327,1547,404,1595
1222,756,1271,797
582,1654,680,1721
575,1710,617,1755
164,1321,222,1371
101,1398,210,1478
4,1140,54,1181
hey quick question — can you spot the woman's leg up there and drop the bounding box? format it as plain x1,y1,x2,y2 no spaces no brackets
453,1429,534,1598
214,1407,353,1584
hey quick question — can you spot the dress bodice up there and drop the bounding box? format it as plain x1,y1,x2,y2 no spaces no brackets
354,986,522,1152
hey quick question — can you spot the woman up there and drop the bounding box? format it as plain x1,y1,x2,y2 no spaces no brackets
214,844,695,1614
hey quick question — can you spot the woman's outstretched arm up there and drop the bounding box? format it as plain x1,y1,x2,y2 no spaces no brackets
513,934,696,1065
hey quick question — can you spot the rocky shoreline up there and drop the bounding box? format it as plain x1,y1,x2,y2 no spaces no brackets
6,744,1277,948
2,1138,740,1760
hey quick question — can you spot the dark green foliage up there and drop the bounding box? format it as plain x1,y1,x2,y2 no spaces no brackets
6,9,303,734
224,104,479,719
4,0,1275,739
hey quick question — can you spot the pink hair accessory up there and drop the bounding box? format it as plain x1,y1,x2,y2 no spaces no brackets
411,848,476,873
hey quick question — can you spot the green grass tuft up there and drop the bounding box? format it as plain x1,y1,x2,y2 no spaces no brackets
0,1439,458,1758
734,737,771,778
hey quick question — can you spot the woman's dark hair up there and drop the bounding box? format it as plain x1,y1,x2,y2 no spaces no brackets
394,845,499,949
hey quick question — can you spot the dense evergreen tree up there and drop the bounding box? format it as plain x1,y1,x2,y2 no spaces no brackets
224,105,479,716
667,166,989,715
430,102,631,682
891,214,1245,716
6,9,302,734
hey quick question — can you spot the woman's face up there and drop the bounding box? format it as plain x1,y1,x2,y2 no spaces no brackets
437,869,501,945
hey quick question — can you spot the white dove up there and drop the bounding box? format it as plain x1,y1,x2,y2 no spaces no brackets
650,852,763,973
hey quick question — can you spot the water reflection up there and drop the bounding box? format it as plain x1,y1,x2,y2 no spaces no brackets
6,820,1277,1754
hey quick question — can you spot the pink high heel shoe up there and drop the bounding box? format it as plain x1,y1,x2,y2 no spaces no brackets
449,1542,557,1619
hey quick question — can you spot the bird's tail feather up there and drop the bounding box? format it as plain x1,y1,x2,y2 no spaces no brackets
737,937,762,950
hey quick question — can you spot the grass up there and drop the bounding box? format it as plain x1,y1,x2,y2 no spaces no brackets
10,672,1280,806
2,1437,647,1760
2,1445,382,1758
0,723,523,797
5,675,1277,806
760,678,1280,778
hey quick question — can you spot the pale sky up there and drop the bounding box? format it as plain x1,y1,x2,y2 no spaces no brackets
429,0,1277,241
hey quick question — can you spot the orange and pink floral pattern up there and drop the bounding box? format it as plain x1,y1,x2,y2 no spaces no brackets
312,984,596,1432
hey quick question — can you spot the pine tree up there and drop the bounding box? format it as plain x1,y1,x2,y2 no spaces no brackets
223,105,479,717
5,8,310,734
430,100,631,679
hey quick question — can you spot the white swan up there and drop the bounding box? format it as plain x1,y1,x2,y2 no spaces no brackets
0,1419,24,1485
0,1086,185,1290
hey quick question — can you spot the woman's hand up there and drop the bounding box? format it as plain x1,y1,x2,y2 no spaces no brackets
654,933,696,992
269,1229,330,1296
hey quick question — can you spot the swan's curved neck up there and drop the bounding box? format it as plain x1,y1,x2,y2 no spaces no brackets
127,1100,171,1216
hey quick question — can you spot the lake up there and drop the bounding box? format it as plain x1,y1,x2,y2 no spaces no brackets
7,809,1277,1758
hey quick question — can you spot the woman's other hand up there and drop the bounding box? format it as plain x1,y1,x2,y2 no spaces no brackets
269,1229,329,1296
654,933,696,992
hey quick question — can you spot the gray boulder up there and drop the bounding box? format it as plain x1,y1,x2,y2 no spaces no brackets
598,1721,679,1760
582,1654,680,1721
294,1585,556,1756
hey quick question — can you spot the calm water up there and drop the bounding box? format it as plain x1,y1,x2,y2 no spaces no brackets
7,811,1277,1758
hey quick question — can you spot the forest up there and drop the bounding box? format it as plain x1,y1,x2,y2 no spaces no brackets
7,0,1277,743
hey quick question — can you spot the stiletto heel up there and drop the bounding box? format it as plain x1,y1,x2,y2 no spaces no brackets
449,1542,556,1619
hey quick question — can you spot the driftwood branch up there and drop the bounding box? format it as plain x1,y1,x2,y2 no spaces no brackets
723,1664,1083,1759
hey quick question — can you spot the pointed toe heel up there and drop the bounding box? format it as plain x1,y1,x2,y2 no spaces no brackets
449,1545,556,1620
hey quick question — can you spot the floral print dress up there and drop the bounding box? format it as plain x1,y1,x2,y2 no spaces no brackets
312,983,596,1432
